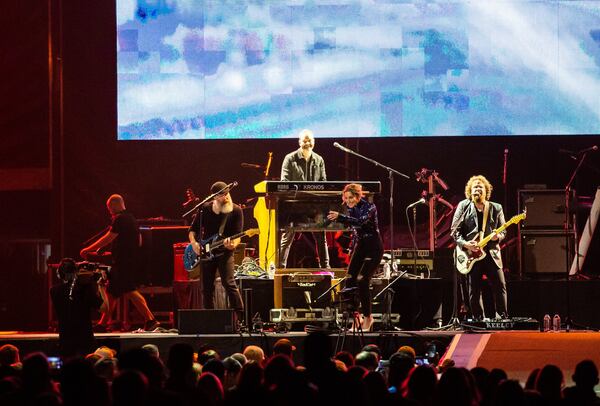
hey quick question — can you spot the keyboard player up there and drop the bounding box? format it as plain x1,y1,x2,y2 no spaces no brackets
279,129,330,269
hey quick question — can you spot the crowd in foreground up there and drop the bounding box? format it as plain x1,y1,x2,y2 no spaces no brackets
0,331,599,406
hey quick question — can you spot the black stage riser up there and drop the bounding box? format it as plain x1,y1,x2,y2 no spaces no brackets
508,279,600,328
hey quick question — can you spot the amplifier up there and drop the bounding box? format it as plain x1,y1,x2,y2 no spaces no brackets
518,189,564,228
521,231,573,274
274,272,333,308
383,249,434,276
386,249,433,260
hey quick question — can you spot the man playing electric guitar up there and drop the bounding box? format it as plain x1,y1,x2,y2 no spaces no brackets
451,175,508,320
188,181,244,322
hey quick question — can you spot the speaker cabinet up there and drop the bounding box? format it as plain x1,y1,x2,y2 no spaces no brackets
140,226,189,286
518,189,565,229
521,232,573,274
178,309,235,334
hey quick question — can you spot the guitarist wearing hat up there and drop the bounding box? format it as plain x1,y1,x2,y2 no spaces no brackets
188,181,244,320
451,175,508,320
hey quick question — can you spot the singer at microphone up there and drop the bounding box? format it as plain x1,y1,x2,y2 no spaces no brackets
188,180,245,319
451,175,509,321
326,183,384,332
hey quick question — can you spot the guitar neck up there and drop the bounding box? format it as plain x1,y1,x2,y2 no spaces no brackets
211,231,250,249
479,217,520,248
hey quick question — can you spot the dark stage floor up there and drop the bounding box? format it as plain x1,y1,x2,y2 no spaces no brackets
0,329,457,366
4,327,600,388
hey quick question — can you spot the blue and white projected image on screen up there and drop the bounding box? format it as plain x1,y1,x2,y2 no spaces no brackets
117,1,600,140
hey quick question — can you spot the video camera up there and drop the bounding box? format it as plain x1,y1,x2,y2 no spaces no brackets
55,258,111,282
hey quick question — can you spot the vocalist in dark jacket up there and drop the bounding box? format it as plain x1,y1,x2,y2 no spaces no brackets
451,175,507,320
327,183,383,331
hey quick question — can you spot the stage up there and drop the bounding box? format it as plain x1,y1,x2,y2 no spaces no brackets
2,327,600,387
0,329,457,367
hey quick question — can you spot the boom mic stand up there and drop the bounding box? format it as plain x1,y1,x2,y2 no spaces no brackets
182,182,237,218
373,267,408,331
435,206,469,331
563,147,595,331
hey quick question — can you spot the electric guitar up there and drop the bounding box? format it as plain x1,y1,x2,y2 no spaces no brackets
184,228,260,272
455,211,526,275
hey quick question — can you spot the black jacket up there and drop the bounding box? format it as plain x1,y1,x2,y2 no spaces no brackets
451,199,506,268
280,149,326,181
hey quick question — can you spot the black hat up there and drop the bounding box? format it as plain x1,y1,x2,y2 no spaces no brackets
57,258,77,280
211,181,229,194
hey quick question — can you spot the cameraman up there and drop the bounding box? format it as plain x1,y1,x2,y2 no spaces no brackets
50,259,109,358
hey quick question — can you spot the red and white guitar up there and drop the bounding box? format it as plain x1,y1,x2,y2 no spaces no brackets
455,211,526,275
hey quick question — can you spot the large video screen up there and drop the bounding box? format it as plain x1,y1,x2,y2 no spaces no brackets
117,1,600,140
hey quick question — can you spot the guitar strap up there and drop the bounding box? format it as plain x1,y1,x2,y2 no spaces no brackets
480,201,490,240
218,213,230,236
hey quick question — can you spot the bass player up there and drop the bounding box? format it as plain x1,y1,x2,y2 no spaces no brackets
188,181,244,323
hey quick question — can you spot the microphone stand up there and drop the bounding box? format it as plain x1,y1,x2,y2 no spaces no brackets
563,150,592,331
334,144,410,269
373,267,408,331
182,184,233,218
315,276,348,305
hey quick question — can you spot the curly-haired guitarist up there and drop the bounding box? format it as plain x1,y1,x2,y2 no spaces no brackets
451,175,508,320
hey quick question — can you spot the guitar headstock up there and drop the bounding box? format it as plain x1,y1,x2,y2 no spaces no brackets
245,228,260,237
510,210,527,224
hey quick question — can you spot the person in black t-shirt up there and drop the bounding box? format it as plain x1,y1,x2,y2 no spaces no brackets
80,194,159,331
188,182,244,319
50,258,108,357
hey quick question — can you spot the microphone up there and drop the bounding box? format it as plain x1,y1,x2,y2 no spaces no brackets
503,148,508,185
241,163,262,169
333,142,351,153
304,291,313,308
214,181,238,196
578,145,598,155
407,197,426,208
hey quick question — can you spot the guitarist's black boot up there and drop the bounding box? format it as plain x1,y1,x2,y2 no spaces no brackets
234,311,245,333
